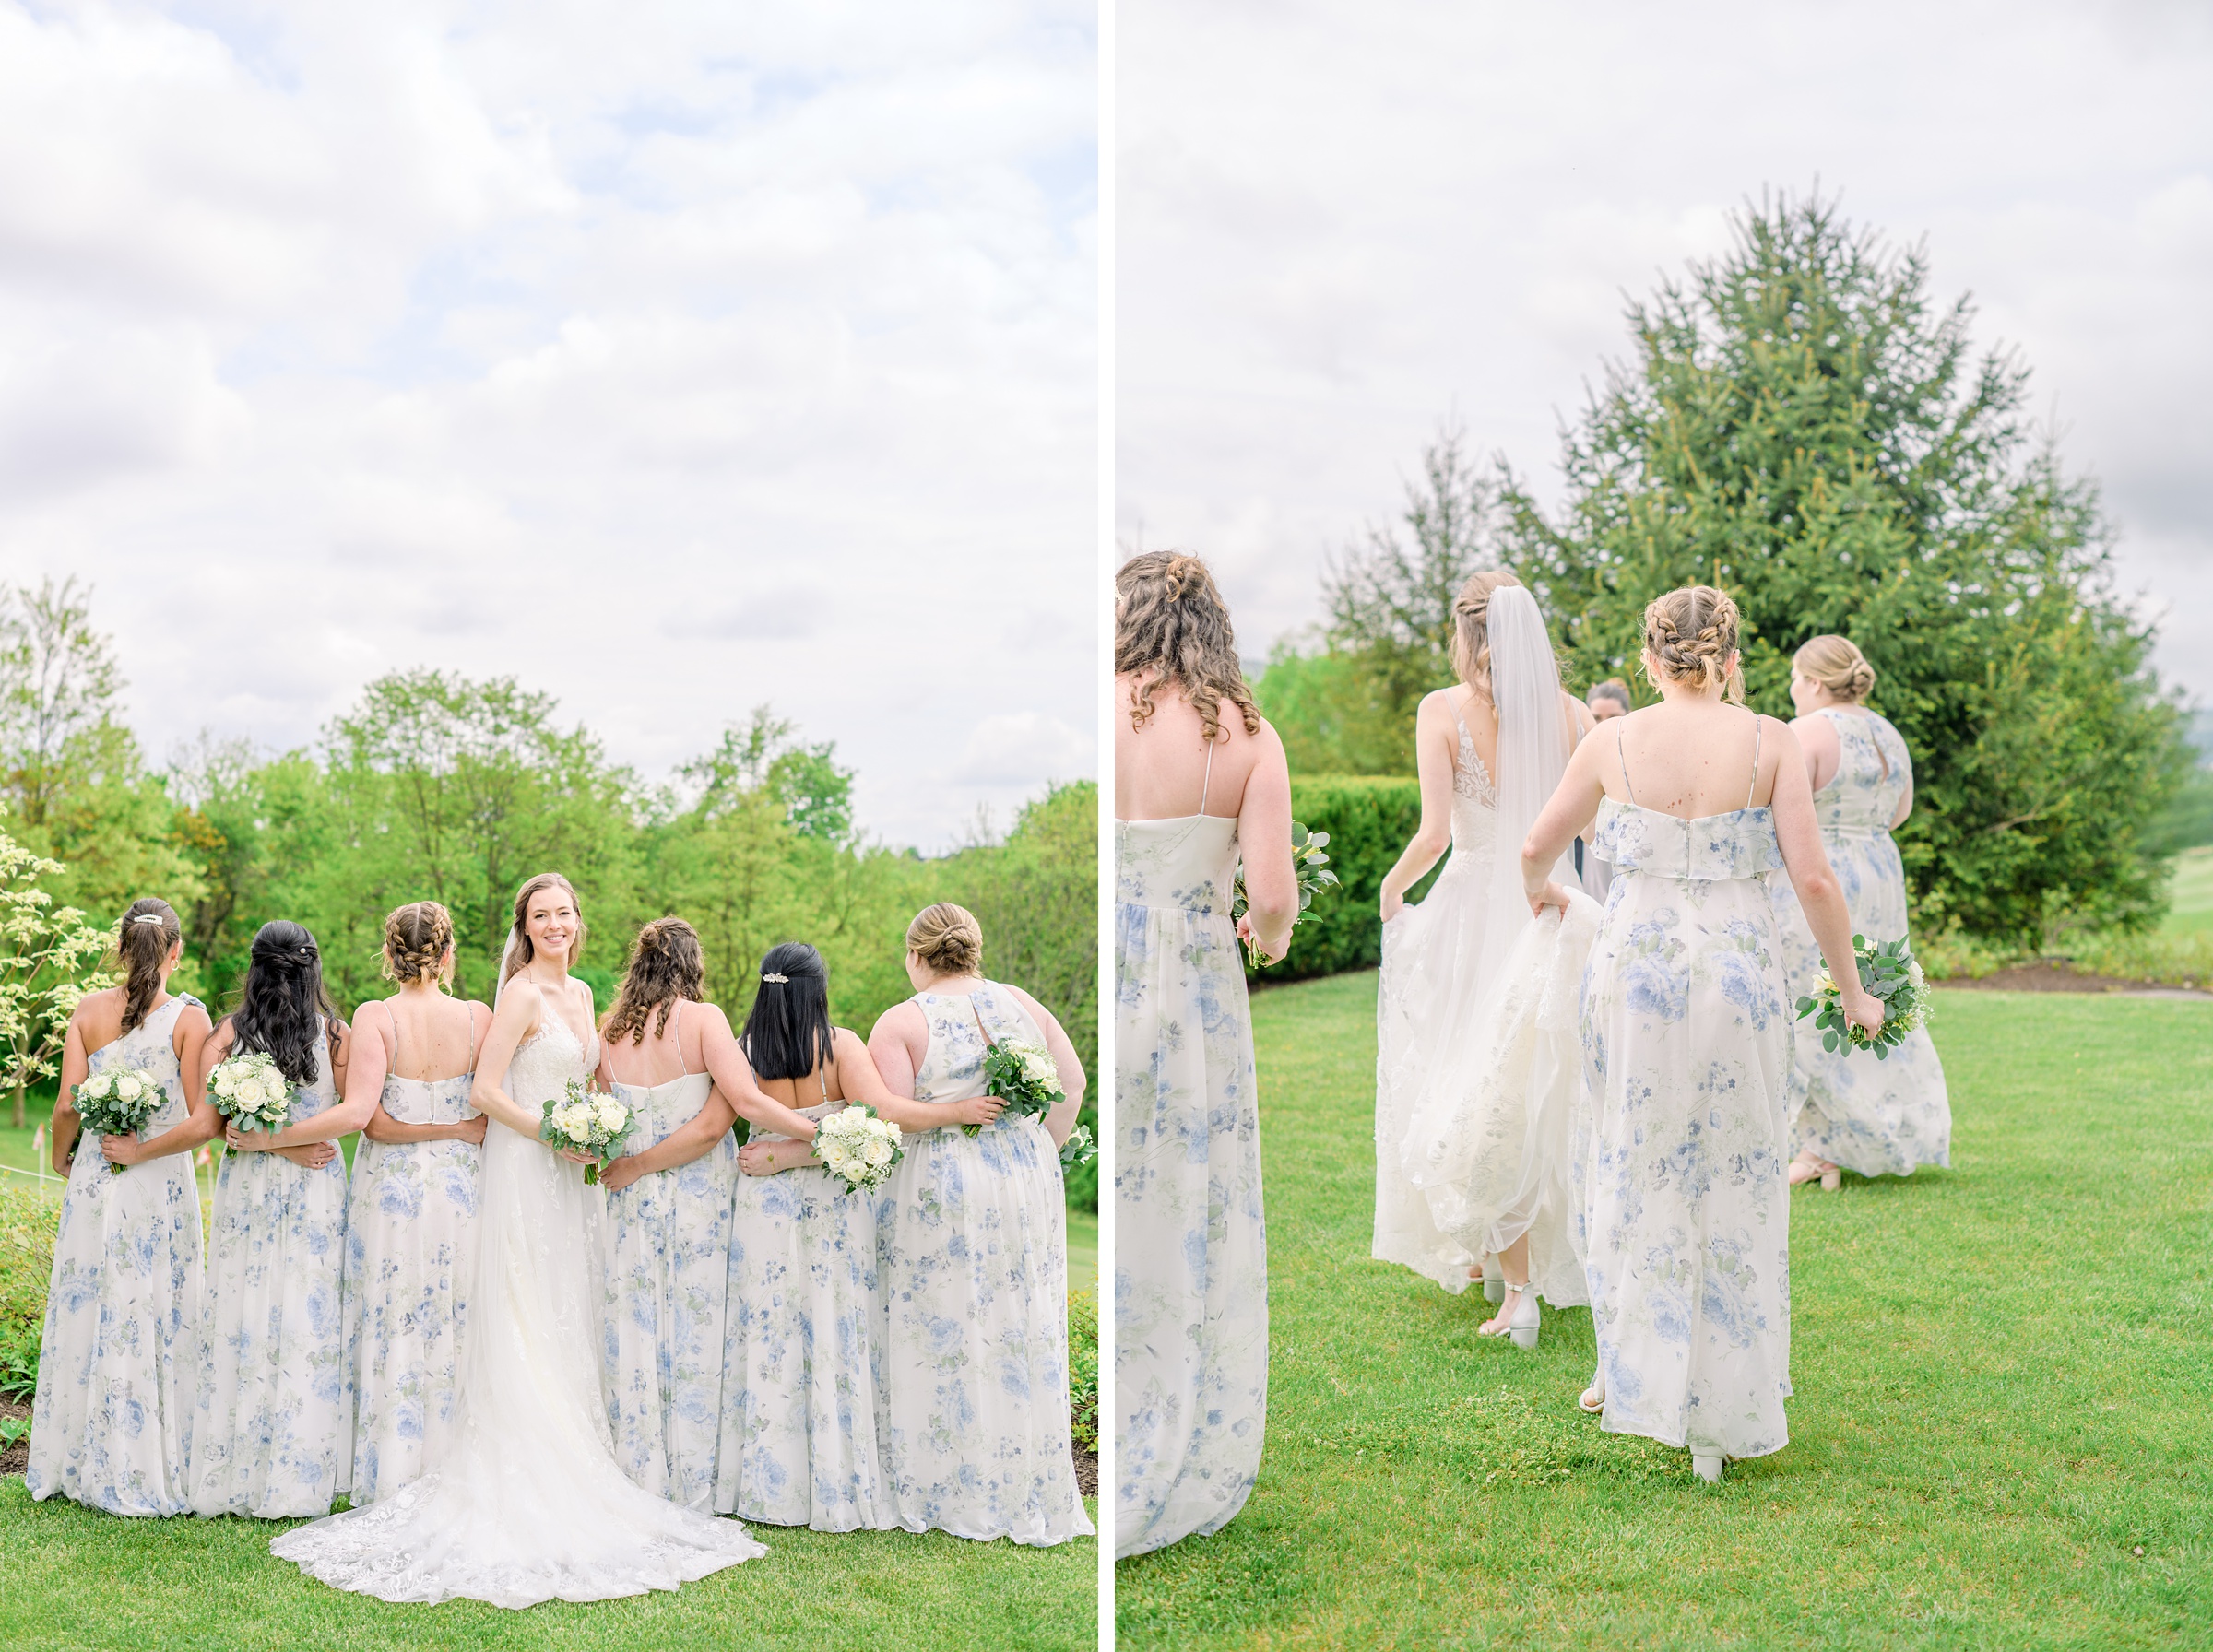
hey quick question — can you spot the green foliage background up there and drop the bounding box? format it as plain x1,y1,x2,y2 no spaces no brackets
1253,194,2196,953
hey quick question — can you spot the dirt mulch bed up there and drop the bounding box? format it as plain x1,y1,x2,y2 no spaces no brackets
1,1398,29,1475
1073,1442,1097,1499
1938,960,2211,997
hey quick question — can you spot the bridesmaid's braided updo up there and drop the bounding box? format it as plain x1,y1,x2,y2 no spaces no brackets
1642,585,1747,704
1115,550,1262,745
382,902,454,985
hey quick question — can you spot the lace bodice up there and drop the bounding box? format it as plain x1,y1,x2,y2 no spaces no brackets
1812,709,1911,839
508,1011,598,1110
1592,796,1784,881
1116,815,1239,915
1447,714,1498,859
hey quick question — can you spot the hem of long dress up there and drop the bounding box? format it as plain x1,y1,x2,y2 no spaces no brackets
1370,1237,1476,1295
269,1528,766,1609
1113,1484,1257,1562
894,1513,1095,1548
1597,1410,1788,1460
27,1477,188,1518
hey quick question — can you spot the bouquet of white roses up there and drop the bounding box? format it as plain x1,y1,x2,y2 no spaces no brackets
1233,820,1340,968
811,1103,904,1193
72,1067,166,1174
206,1048,295,1157
1058,1122,1097,1171
972,1035,1064,1139
541,1077,636,1185
1796,933,1929,1060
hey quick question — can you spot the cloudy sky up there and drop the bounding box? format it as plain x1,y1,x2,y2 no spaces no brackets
0,0,1095,850
1118,0,2213,713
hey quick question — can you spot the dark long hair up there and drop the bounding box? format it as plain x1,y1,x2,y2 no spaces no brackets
603,918,704,1046
229,920,338,1086
739,941,834,1082
116,897,181,1033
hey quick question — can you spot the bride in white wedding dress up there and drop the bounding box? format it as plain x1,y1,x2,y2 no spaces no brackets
272,874,765,1608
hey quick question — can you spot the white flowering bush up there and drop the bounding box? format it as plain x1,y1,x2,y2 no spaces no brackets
71,1066,165,1175
1797,934,1930,1059
542,1077,635,1185
972,1036,1064,1139
206,1048,294,1157
811,1103,903,1193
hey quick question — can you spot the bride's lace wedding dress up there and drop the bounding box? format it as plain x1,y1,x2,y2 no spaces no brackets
271,1014,765,1608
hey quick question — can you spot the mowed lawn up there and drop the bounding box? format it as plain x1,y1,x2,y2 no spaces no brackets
1116,975,2213,1651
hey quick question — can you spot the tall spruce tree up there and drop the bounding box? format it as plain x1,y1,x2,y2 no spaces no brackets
1498,192,2185,947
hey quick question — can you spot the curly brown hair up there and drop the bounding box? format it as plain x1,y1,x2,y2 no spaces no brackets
1115,550,1261,744
602,917,704,1046
381,902,455,985
1642,585,1746,704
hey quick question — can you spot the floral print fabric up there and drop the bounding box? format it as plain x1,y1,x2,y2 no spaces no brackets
1114,815,1268,1559
600,1070,734,1511
341,1071,479,1505
1580,797,1794,1460
1768,710,1952,1176
189,1029,351,1517
28,997,204,1516
717,1098,894,1531
879,983,1089,1547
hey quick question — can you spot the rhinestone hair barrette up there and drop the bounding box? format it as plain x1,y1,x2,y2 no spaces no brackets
761,972,789,984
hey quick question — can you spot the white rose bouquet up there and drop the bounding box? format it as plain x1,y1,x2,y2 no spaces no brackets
71,1067,166,1174
1232,820,1340,968
205,1048,295,1157
973,1036,1065,1139
541,1077,636,1185
1796,933,1930,1060
811,1103,904,1193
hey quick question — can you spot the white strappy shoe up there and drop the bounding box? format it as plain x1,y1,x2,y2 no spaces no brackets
1476,1280,1541,1351
1578,1368,1605,1413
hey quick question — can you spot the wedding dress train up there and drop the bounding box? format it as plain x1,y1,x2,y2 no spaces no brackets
271,1014,764,1607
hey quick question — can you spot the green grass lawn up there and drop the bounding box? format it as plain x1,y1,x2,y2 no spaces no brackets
2162,845,2213,938
0,1484,1096,1650
1116,974,2213,1651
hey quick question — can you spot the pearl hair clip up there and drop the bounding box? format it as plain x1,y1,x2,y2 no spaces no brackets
761,972,789,984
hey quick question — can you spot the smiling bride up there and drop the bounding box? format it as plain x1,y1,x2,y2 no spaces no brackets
270,873,767,1608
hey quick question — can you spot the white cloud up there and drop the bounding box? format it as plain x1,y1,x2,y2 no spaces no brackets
0,0,1096,850
1119,0,2213,708
955,711,1089,786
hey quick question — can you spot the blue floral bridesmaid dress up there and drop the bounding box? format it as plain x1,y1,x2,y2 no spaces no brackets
1579,723,1794,1462
1767,708,1952,1176
28,995,204,1515
877,985,1091,1546
599,1003,735,1512
188,1027,352,1517
340,1033,479,1506
716,1085,894,1531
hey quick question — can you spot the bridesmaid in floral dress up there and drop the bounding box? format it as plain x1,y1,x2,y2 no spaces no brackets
29,899,215,1514
1520,587,1883,1483
1769,636,1952,1187
715,940,916,1530
869,903,1091,1546
339,902,489,1504
595,919,823,1511
1112,550,1294,1559
188,920,356,1518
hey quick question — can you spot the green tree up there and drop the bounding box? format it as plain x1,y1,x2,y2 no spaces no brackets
0,807,114,1128
1254,425,1498,776
1497,191,2185,947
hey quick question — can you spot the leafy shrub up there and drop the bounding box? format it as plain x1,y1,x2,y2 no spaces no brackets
0,1184,58,1401
1250,777,1438,985
1067,1288,1098,1452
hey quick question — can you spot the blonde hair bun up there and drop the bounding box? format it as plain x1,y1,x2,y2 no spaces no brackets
1793,634,1876,702
906,902,983,977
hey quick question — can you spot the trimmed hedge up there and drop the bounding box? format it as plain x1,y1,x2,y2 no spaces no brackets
1252,775,1437,985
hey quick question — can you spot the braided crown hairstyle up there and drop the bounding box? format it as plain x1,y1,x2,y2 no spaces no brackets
602,917,704,1047
1793,634,1876,702
1448,569,1523,696
116,897,181,1034
1115,550,1262,744
1641,585,1747,704
231,920,338,1086
382,901,455,986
